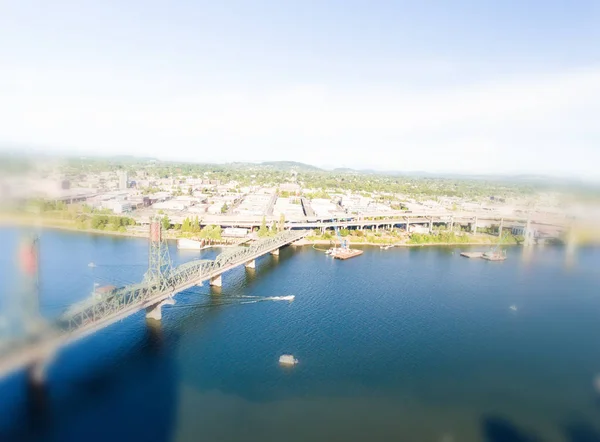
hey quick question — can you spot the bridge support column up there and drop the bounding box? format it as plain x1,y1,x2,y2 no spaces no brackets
271,248,280,256
28,359,48,388
429,218,433,233
210,274,223,287
146,297,175,321
245,259,256,269
523,219,534,246
565,227,577,267
406,218,410,233
498,218,503,236
26,358,50,417
449,217,454,231
471,216,477,233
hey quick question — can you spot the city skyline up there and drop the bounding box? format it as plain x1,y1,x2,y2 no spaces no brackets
1,1,599,177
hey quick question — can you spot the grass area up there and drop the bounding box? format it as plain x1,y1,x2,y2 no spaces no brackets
307,230,515,246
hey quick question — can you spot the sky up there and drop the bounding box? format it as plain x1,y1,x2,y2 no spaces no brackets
1,0,599,177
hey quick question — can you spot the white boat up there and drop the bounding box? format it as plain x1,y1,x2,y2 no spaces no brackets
88,262,96,268
177,238,203,250
268,295,295,302
510,305,517,311
279,354,298,366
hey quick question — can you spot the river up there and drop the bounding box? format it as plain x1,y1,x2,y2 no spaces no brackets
0,227,599,442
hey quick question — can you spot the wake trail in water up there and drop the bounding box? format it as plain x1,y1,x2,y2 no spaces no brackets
170,295,295,309
241,295,295,303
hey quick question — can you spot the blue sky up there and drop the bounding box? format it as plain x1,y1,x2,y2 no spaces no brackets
1,1,599,176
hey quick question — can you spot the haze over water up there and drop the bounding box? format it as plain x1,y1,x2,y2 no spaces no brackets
0,228,599,442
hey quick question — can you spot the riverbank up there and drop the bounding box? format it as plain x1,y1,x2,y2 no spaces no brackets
293,238,513,248
0,214,513,248
0,214,148,239
0,214,242,246
3,212,584,248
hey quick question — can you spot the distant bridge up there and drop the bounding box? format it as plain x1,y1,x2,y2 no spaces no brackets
188,212,566,235
0,227,307,384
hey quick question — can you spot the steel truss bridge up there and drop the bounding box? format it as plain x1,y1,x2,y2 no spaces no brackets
0,230,307,381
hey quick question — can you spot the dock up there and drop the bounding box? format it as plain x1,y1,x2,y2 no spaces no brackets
333,249,363,260
481,251,507,261
460,251,507,261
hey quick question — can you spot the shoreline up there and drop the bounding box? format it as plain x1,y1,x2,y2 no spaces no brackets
0,216,243,247
0,216,149,239
3,214,578,249
295,239,517,248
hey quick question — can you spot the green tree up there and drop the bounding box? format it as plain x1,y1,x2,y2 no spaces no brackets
258,216,268,237
161,214,171,230
221,203,229,214
279,213,285,231
91,215,109,230
109,217,121,231
199,225,222,240
181,217,191,232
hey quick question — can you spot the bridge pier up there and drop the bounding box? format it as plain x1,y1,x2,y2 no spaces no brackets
499,218,503,236
565,227,577,268
245,259,256,269
523,218,534,246
26,359,49,423
145,297,175,321
210,274,223,287
28,359,48,387
271,248,280,256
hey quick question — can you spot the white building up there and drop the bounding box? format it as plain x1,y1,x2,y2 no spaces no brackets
234,191,274,217
222,227,248,238
310,199,342,219
207,203,224,215
102,200,133,214
118,171,128,190
273,197,304,220
341,196,371,214
410,225,430,234
152,200,190,211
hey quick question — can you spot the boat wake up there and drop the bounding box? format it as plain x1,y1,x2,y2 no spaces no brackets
241,295,295,304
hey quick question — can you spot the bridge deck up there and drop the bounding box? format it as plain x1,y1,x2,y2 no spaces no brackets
0,230,307,379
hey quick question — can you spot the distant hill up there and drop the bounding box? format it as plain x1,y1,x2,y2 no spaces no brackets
106,155,160,163
333,167,364,174
260,161,321,171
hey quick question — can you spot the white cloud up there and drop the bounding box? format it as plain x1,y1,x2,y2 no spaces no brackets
1,64,599,174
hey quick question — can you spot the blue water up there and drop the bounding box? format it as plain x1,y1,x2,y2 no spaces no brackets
0,227,599,442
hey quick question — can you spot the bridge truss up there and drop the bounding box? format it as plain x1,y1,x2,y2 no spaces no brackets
57,230,306,334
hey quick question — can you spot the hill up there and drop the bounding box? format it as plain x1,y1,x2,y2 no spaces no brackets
260,161,321,171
